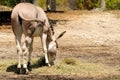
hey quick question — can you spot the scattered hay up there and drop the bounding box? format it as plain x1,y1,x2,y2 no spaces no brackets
62,58,77,65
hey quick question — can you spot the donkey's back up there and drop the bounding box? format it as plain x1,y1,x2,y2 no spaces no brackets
11,3,44,20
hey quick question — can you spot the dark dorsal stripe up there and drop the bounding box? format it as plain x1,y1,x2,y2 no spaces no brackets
48,18,54,35
50,24,54,35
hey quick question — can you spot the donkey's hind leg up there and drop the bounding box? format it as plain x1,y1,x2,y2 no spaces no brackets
11,17,23,73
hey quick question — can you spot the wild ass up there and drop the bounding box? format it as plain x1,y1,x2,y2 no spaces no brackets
11,3,66,74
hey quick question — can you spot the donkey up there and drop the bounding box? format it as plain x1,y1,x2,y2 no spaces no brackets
11,3,66,74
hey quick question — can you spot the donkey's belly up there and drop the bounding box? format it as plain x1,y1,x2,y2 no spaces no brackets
33,27,42,37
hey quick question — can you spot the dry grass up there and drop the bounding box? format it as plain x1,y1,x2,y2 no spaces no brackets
0,5,12,11
0,25,11,29
108,10,120,18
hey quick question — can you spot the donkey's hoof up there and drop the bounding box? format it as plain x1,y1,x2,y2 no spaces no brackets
22,68,29,74
47,63,51,67
28,62,32,71
50,62,55,66
16,68,22,74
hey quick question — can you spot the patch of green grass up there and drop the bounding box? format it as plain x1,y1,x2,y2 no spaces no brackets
0,59,17,73
32,58,120,78
62,58,77,65
0,58,119,79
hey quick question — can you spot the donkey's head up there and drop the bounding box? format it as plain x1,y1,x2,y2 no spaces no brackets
47,30,66,65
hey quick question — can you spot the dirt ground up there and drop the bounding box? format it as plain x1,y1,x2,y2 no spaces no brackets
0,11,120,80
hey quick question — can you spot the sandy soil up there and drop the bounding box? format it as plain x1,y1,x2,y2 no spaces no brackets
0,11,120,80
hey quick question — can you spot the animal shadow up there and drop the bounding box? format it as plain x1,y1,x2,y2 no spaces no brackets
6,64,17,73
6,55,46,74
31,55,47,68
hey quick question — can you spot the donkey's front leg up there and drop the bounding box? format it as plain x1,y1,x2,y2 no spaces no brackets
28,38,34,71
22,36,32,74
42,33,51,67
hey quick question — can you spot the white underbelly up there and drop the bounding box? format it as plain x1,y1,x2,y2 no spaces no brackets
33,27,42,37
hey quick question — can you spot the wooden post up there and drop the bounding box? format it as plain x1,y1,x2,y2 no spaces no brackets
33,0,39,6
46,0,51,11
100,0,106,10
50,0,56,11
46,0,56,11
21,0,26,2
69,0,75,10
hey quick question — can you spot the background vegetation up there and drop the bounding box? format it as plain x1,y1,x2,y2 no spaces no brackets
0,0,120,10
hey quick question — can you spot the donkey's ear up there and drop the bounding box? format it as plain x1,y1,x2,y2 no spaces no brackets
56,31,66,40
